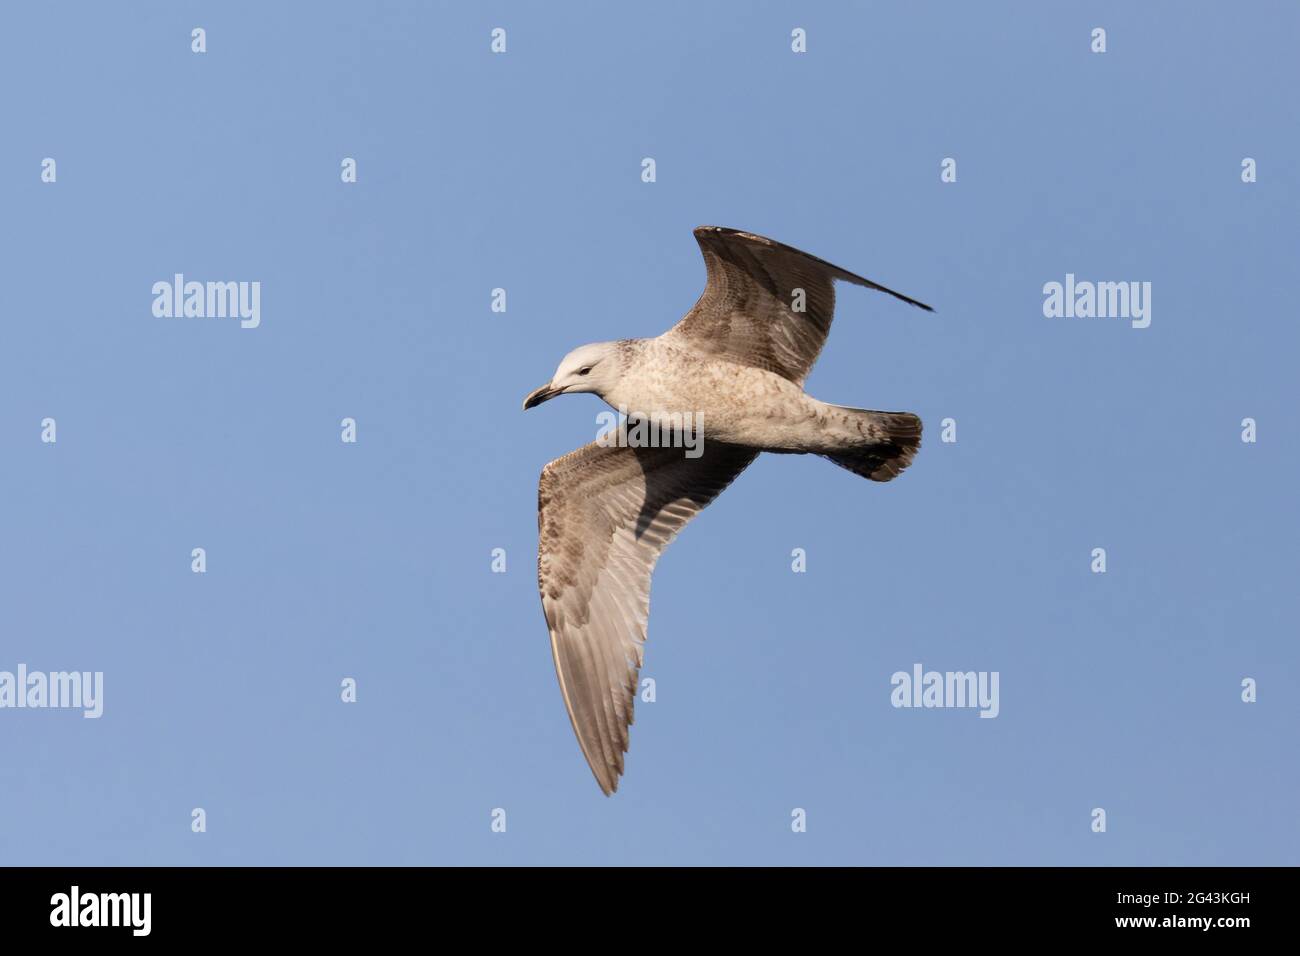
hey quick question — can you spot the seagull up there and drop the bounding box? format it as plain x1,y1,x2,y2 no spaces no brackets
523,226,932,794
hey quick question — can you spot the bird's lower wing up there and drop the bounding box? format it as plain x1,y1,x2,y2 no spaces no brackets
537,439,758,794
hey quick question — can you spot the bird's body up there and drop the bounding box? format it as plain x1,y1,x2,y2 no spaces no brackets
524,226,932,794
598,337,909,455
599,338,819,449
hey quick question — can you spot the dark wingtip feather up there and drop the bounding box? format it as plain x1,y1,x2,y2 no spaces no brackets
870,283,935,313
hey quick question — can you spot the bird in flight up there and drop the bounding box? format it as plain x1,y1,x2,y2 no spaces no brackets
523,226,932,794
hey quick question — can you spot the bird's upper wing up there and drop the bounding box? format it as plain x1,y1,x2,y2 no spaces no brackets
664,226,932,385
537,439,757,794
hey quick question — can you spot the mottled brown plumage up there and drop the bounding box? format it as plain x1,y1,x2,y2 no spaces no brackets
668,226,932,385
538,442,757,794
527,227,931,794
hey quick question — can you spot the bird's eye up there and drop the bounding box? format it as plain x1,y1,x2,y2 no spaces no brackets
578,366,592,376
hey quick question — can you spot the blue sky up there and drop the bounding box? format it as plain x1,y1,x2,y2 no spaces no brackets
1,1,1296,865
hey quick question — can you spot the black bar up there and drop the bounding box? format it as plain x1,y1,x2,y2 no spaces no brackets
0,866,1278,940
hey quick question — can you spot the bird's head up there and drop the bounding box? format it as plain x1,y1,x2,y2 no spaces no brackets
523,341,624,410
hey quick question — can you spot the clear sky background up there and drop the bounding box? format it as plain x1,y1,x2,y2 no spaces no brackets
2,2,1296,866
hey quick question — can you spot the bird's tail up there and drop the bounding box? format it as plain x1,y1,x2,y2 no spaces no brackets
820,408,921,482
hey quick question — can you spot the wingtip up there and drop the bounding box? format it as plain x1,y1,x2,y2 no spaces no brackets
873,283,935,313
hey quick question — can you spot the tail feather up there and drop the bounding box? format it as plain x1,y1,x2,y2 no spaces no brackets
822,410,921,482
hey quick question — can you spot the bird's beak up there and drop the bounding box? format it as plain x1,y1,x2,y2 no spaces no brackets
523,383,563,410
